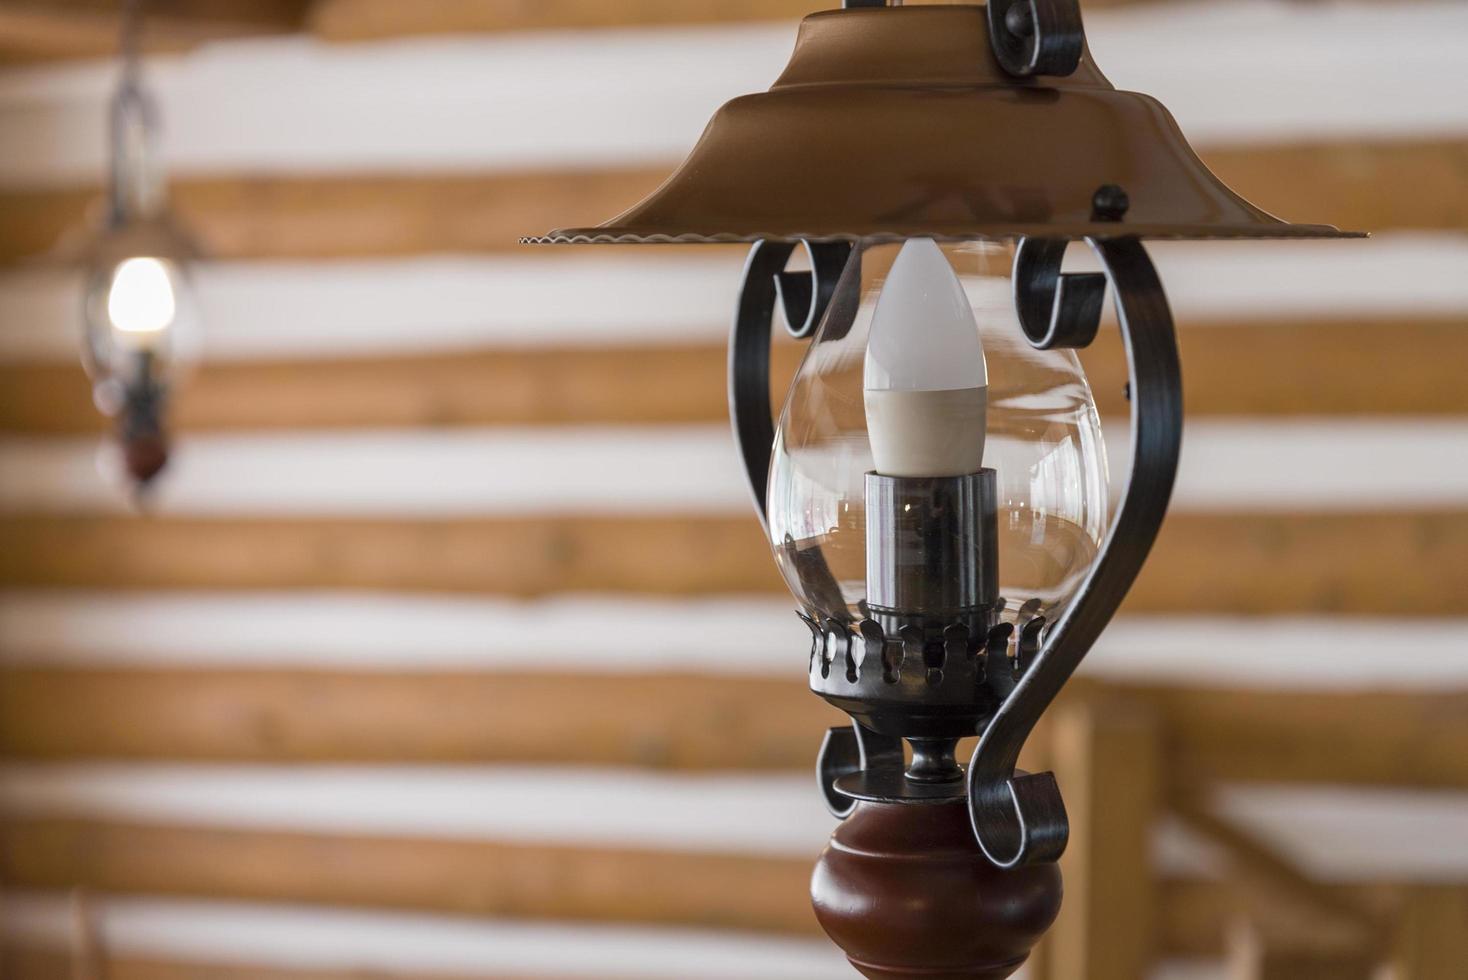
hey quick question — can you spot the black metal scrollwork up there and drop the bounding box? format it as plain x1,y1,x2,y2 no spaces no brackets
1013,238,1106,349
817,724,905,818
843,0,1085,79
729,241,857,526
966,235,1183,868
987,0,1086,78
730,236,1178,858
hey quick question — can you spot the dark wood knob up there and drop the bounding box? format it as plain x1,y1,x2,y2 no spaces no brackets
811,798,1062,979
122,432,169,486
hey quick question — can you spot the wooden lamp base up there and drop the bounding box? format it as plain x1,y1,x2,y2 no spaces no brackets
811,798,1062,980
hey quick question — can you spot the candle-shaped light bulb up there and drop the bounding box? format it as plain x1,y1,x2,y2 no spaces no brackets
864,239,988,477
106,256,177,348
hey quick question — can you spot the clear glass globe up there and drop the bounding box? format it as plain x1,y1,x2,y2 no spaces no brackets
766,240,1109,628
80,220,201,417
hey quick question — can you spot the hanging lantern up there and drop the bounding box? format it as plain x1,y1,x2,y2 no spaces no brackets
529,3,1359,977
81,0,200,493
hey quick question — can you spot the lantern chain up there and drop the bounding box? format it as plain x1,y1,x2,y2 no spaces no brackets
108,0,163,226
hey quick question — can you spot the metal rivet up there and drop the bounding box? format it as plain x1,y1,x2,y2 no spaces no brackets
1092,184,1131,221
1004,3,1035,38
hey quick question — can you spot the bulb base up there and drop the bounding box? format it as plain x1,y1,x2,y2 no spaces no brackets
865,469,999,620
805,469,1011,743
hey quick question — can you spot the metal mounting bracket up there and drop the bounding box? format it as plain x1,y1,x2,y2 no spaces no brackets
967,235,1183,867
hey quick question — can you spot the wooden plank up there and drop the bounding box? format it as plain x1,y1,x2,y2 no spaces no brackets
0,514,784,595
1226,919,1378,980
2,510,1464,615
0,947,574,980
4,318,1465,435
1171,795,1381,951
0,891,1252,980
0,344,807,435
0,817,822,936
0,669,842,767
1201,138,1468,235
1,140,1460,263
1391,887,1468,980
1045,692,1160,980
1159,879,1398,961
0,882,1370,980
308,0,829,39
301,0,1391,41
1158,878,1234,959
0,169,678,264
3,674,1463,789
0,816,1344,959
1135,510,1468,617
0,1,307,63
1136,686,1468,790
0,819,1394,962
1007,872,1361,966
1083,318,1468,420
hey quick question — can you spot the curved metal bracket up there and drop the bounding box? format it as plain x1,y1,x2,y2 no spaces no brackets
817,723,905,819
729,240,858,526
968,236,1183,867
1013,238,1106,349
774,241,856,340
987,0,1086,79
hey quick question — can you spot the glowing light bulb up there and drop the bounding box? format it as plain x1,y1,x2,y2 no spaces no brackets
107,256,177,344
864,239,988,477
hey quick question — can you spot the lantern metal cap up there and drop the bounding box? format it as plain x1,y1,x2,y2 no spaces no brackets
85,213,202,267
526,5,1362,245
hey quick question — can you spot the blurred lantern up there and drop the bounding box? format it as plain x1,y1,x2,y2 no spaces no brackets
81,0,199,493
529,2,1359,976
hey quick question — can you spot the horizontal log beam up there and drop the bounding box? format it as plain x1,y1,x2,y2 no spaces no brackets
0,670,842,767
1085,318,1468,419
0,169,676,263
0,344,805,434
2,948,550,980
0,818,1407,963
2,672,1463,790
1,140,1458,263
1202,139,1468,234
3,318,1465,435
0,513,784,595
304,0,1167,40
1136,685,1468,790
0,1,307,63
308,0,825,38
2,511,1463,614
1138,510,1468,616
2,946,604,980
0,817,822,936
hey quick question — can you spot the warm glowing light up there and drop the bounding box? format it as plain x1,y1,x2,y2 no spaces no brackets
107,257,177,336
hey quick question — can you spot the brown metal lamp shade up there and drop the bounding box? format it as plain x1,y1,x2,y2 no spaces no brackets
528,4,1360,244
